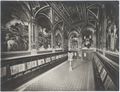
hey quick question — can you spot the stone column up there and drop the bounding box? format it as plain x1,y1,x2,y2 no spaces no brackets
102,5,107,50
50,7,55,52
103,19,107,49
28,21,32,51
68,37,71,51
35,24,39,51
78,34,83,61
28,17,38,54
51,32,54,50
62,32,64,51
102,5,107,55
96,23,99,49
78,35,82,49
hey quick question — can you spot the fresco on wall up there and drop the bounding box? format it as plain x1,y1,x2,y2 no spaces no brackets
1,22,28,52
38,27,51,50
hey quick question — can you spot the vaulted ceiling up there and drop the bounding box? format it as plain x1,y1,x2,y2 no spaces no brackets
48,2,100,28
1,1,119,31
48,1,118,30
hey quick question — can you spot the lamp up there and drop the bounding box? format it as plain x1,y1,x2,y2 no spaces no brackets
84,36,86,39
89,35,91,39
74,37,78,40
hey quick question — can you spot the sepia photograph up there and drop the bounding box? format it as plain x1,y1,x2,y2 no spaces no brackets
1,0,119,91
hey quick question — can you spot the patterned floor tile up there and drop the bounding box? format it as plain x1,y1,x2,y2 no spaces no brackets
23,59,95,91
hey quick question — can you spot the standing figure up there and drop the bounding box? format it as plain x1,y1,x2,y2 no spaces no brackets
68,51,73,71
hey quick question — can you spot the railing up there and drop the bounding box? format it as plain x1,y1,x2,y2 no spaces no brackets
1,51,68,91
105,52,119,64
93,51,119,90
1,51,31,58
96,49,119,64
1,49,63,58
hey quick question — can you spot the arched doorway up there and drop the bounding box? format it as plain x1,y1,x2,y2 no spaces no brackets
81,27,96,49
68,30,79,51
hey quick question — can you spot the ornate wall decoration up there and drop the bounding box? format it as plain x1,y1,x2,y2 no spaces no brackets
1,22,28,51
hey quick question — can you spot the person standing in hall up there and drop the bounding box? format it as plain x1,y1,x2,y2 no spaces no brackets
68,51,73,71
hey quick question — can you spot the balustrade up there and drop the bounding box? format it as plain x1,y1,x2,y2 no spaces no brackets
93,51,119,90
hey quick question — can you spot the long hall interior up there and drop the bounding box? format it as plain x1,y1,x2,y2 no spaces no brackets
1,1,119,91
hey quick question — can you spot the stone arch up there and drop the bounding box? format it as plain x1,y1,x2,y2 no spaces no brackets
81,26,96,48
68,30,80,50
35,12,52,31
68,30,79,40
53,20,64,32
34,5,50,18
54,29,63,49
35,11,52,50
53,21,64,49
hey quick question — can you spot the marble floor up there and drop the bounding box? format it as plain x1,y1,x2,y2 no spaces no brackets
16,59,95,91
